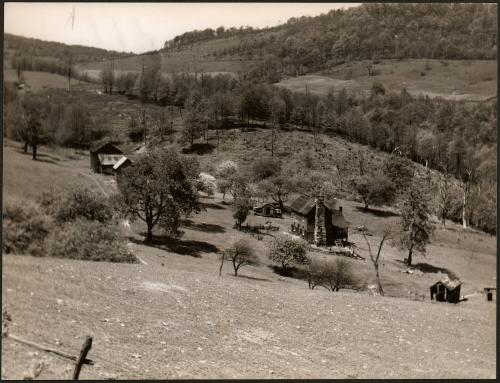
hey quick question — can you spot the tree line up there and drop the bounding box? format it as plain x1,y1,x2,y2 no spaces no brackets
3,83,108,158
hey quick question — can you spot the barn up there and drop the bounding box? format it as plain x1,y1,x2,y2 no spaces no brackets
289,195,349,247
90,141,125,175
430,277,461,304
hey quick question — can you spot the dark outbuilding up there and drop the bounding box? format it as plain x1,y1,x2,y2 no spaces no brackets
90,141,125,175
430,277,461,303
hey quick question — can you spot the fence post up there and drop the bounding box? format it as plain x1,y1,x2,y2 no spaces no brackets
72,336,93,380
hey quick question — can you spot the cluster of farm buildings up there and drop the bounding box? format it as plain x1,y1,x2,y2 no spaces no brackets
90,141,350,247
90,141,468,304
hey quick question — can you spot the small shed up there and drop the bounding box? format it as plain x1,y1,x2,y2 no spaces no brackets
90,141,124,175
254,203,282,218
430,277,461,304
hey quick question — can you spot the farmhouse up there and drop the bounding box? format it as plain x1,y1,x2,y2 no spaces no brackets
430,277,461,304
90,141,126,175
289,195,348,247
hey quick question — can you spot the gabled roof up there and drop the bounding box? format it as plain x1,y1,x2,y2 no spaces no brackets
289,195,337,216
432,276,461,291
90,140,123,154
289,195,318,215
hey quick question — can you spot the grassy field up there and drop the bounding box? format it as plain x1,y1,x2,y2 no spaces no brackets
277,59,497,101
2,130,496,378
76,34,260,79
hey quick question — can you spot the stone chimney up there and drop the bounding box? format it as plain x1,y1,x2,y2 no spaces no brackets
314,195,327,246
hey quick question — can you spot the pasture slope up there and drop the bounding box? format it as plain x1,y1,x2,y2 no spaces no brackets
78,42,496,100
1,141,497,379
277,59,497,101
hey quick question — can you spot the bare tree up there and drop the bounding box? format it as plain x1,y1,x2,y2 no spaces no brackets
460,167,474,229
366,60,375,76
437,165,453,226
219,240,259,276
362,226,391,296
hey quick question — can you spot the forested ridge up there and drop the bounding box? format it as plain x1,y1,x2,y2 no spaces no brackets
5,33,132,64
164,3,497,80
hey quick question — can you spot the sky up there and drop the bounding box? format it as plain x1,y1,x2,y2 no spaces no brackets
4,2,359,53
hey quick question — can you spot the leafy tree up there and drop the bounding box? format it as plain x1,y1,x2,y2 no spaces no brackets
19,94,51,160
196,172,216,197
398,184,434,266
232,197,252,229
258,175,295,211
181,93,208,149
383,155,415,191
354,174,396,209
267,235,309,273
215,160,239,201
219,239,259,276
116,149,200,243
251,157,282,181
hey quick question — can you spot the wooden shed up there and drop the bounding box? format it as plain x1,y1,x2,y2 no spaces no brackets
253,203,282,218
90,141,124,175
289,195,348,247
430,277,461,304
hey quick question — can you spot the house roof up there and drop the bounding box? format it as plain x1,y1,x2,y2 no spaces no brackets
90,140,123,154
432,276,461,291
289,195,337,216
289,195,319,215
113,156,131,170
97,154,124,166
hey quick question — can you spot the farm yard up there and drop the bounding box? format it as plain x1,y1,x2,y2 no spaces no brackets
1,139,497,379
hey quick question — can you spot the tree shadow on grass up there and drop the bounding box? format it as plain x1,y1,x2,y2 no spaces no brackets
181,143,215,155
237,274,271,282
355,206,399,218
411,262,459,280
269,265,308,281
130,234,219,258
200,201,226,210
181,219,226,233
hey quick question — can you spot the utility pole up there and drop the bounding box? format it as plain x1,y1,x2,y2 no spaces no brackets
67,54,72,93
66,5,75,93
110,54,115,94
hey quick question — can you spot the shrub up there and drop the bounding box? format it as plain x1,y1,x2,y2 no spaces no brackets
196,172,216,197
307,258,356,292
2,200,52,256
45,219,137,263
40,184,113,223
267,235,309,274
